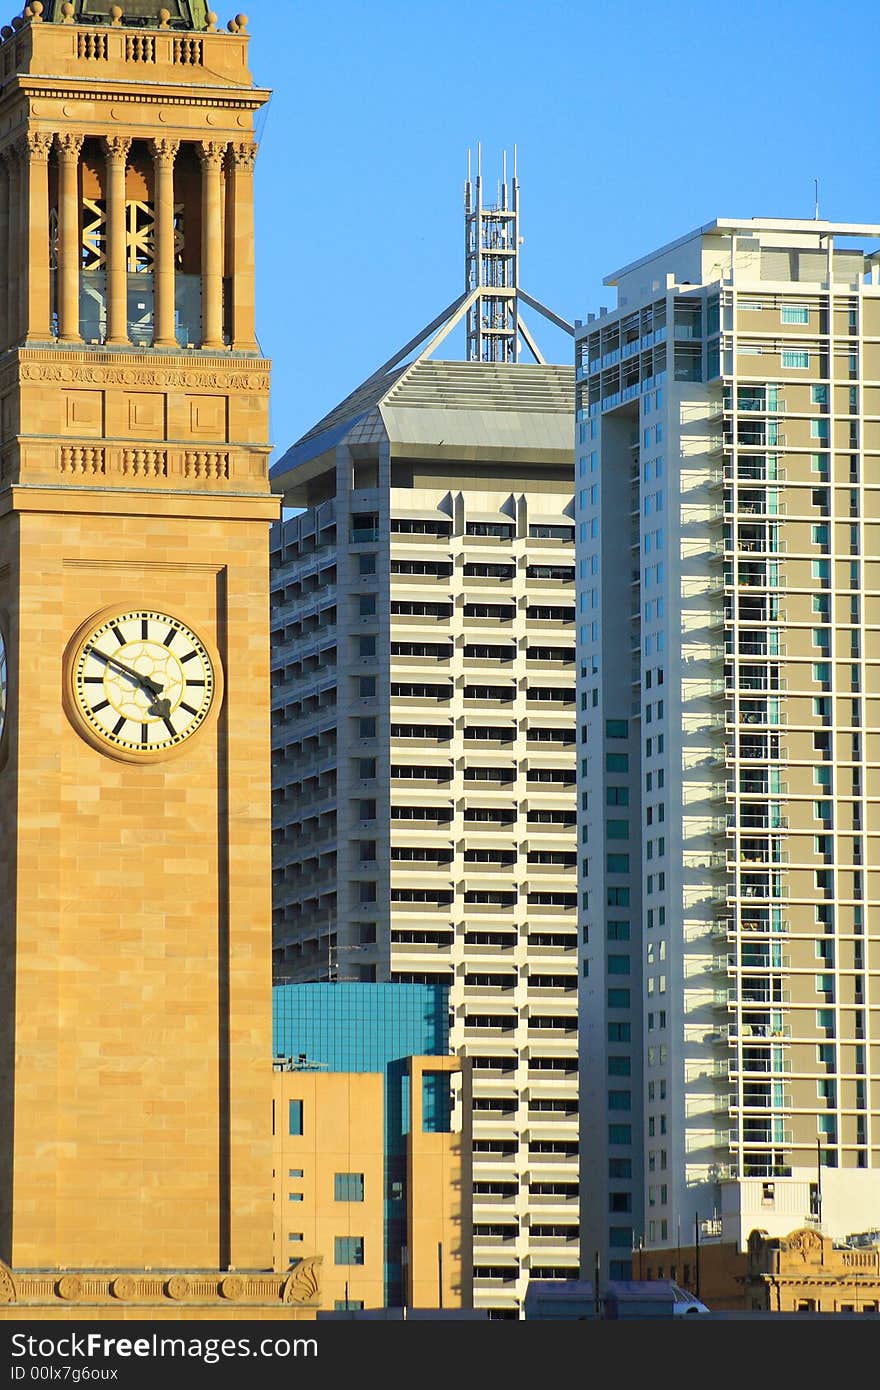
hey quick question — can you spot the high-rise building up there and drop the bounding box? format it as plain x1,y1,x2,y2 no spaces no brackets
269,161,580,1316
576,218,880,1292
272,981,471,1311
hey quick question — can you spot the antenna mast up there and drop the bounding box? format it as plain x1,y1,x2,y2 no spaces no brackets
464,144,520,362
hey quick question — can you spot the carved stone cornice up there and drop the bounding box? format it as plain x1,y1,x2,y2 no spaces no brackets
13,358,270,393
0,1257,323,1309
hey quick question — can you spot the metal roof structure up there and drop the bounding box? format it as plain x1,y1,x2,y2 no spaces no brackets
270,151,575,505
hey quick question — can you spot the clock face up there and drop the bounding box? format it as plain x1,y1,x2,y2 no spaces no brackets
69,609,217,757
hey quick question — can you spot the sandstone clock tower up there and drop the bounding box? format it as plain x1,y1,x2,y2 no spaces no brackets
0,0,287,1312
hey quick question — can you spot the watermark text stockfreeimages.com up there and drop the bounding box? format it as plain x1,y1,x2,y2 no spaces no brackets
10,1332,317,1372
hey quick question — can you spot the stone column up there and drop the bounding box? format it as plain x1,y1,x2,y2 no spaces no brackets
56,133,83,343
197,140,225,351
23,132,53,341
226,141,258,352
0,152,10,349
3,145,21,345
150,137,179,348
103,135,131,346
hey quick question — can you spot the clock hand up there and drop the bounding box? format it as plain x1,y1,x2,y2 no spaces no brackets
86,645,164,699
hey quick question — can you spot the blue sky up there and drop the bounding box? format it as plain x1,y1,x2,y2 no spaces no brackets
242,0,880,461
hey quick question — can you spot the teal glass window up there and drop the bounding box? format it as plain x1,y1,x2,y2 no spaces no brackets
335,1236,365,1266
422,1071,452,1132
334,1173,365,1202
288,1100,303,1136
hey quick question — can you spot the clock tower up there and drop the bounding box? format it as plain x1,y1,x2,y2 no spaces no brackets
0,0,282,1298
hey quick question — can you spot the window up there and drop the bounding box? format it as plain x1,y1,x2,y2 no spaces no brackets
606,854,630,873
335,1299,365,1310
288,1100,303,1136
607,988,630,1009
358,594,377,616
782,305,809,324
782,350,809,368
608,1022,631,1042
811,384,828,405
288,1192,303,1202
358,554,377,575
606,753,629,772
606,719,629,738
606,820,629,840
334,1173,365,1202
359,676,376,698
608,1125,632,1145
608,954,630,975
358,798,376,821
334,1236,365,1266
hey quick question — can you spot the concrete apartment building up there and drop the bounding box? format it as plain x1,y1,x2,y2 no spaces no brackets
576,217,880,1290
268,164,580,1316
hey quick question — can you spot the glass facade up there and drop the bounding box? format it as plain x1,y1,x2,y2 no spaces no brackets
272,982,449,1071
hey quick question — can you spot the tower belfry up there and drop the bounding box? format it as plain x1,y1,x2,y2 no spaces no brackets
465,145,520,362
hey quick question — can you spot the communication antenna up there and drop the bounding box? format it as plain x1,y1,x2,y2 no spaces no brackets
814,177,820,221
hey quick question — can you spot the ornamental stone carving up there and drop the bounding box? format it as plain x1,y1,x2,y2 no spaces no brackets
0,1260,17,1304
282,1256,321,1305
227,141,257,172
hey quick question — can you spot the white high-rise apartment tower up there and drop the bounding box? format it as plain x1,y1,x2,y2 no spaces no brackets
576,219,880,1289
269,160,581,1316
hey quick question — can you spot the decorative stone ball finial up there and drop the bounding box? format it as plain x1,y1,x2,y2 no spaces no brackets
158,7,169,26
60,0,74,20
0,25,12,37
226,16,237,31
109,4,123,24
235,11,247,28
31,0,44,17
11,14,24,29
205,9,217,29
